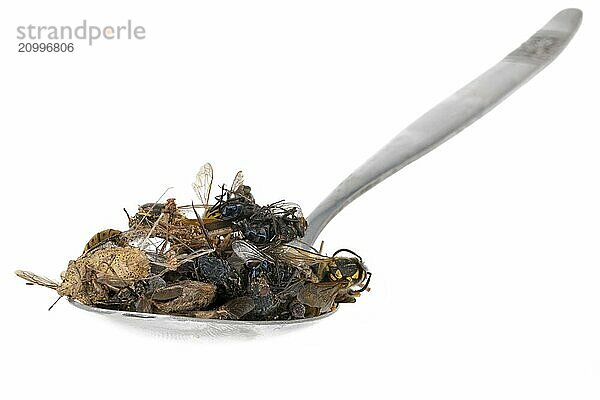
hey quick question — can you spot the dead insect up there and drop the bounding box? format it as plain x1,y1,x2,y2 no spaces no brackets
270,245,370,288
195,255,241,295
151,280,217,314
94,275,168,312
16,246,150,306
82,229,122,254
236,201,307,244
231,240,281,317
129,202,165,229
188,296,255,320
288,299,306,319
296,281,346,313
268,244,371,316
15,163,371,321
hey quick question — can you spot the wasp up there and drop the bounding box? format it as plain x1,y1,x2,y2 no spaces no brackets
267,244,371,315
270,245,370,287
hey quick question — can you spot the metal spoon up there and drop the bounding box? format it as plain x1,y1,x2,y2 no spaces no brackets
71,8,582,337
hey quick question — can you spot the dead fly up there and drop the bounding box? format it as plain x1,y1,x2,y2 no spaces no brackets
15,163,370,321
231,240,280,317
235,201,308,244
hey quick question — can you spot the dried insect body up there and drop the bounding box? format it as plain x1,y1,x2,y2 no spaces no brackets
209,196,307,245
17,246,150,306
16,163,371,321
189,296,255,320
151,281,216,313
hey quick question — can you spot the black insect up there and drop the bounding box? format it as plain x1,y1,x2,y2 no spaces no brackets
207,182,306,245
218,197,259,221
177,255,242,298
231,241,281,316
229,202,305,244
247,260,276,315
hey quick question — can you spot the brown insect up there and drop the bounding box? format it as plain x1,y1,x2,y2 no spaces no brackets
150,280,217,314
188,296,255,320
16,246,150,305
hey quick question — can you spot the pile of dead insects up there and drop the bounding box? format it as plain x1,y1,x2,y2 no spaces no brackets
16,164,371,321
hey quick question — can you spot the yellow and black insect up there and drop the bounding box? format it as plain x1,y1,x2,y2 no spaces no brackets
82,229,122,254
327,249,371,288
268,245,371,292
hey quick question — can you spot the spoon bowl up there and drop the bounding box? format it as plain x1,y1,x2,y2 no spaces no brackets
69,299,335,338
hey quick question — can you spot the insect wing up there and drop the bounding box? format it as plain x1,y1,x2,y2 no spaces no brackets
15,270,59,289
272,202,304,218
231,170,244,193
231,240,271,264
276,279,304,300
298,281,342,309
192,162,214,208
269,245,330,268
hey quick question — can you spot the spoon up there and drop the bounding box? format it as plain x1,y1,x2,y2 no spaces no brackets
70,8,582,337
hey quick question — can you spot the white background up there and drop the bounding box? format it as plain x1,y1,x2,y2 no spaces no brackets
1,1,598,399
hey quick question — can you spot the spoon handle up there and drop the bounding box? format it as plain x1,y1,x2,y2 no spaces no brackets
304,8,582,245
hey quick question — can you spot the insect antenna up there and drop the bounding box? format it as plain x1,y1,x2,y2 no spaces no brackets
48,295,63,311
332,248,363,262
123,208,132,223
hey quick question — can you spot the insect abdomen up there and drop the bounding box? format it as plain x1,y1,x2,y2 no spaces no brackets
83,229,122,254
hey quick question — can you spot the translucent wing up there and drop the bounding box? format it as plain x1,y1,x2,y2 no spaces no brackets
276,279,305,300
231,170,244,193
267,201,304,218
298,281,343,310
268,245,330,268
15,270,59,290
232,240,272,264
192,163,214,207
